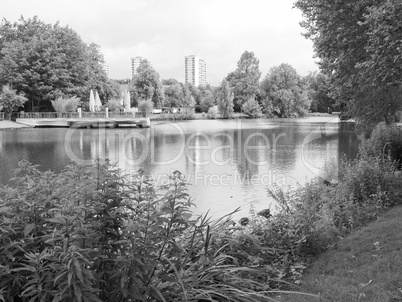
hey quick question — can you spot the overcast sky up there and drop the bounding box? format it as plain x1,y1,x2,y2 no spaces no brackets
1,0,318,85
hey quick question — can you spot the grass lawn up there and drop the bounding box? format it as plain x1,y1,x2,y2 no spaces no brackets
276,206,402,302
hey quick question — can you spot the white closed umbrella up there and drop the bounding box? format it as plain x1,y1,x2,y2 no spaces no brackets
89,89,95,112
124,91,131,111
95,90,102,111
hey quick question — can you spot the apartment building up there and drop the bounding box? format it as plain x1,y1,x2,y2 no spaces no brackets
184,55,207,86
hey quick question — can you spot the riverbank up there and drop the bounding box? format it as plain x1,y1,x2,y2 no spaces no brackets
0,120,32,129
277,205,402,301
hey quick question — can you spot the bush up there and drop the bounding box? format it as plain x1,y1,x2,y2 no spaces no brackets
105,99,122,112
242,98,262,118
359,124,402,168
51,96,80,112
0,160,298,302
138,100,153,117
207,106,218,119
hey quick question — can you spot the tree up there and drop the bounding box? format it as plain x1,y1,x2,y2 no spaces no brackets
0,17,115,112
130,59,163,107
163,83,182,108
261,63,310,117
199,90,215,113
242,98,262,118
138,100,154,117
226,51,261,111
0,85,27,113
51,96,79,113
217,79,234,118
180,83,196,108
303,71,335,113
294,0,402,127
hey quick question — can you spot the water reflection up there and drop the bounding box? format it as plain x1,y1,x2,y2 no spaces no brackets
0,118,359,218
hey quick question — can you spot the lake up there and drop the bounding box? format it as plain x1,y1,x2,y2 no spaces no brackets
0,117,358,219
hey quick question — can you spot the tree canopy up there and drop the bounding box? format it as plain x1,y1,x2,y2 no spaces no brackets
129,59,163,107
217,79,234,118
0,16,118,112
226,51,261,111
0,85,27,113
294,0,402,126
261,63,309,117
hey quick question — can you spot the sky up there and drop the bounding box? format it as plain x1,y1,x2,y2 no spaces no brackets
1,0,318,85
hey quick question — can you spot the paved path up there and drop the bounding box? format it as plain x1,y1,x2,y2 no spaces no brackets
0,120,32,129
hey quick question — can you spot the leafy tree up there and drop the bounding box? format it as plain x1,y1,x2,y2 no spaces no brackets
187,82,201,106
130,59,163,107
161,78,179,85
0,85,27,113
163,83,182,108
51,96,80,113
86,43,120,102
242,98,262,118
294,0,402,127
180,83,196,108
199,90,215,112
217,79,234,118
303,71,335,113
0,17,117,112
207,106,218,119
138,99,154,117
105,99,123,112
261,63,310,117
226,51,261,111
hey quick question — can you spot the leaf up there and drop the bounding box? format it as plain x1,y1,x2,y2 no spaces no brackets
73,284,82,302
24,223,35,237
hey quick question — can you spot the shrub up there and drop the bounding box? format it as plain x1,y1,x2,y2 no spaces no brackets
105,99,122,112
0,85,27,113
138,100,153,117
242,98,262,118
0,160,299,302
207,106,218,119
51,96,80,112
359,124,402,168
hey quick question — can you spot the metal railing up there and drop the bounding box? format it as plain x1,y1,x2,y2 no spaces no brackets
15,111,144,119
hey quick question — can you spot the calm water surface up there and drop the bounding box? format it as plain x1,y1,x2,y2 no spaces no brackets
0,117,358,218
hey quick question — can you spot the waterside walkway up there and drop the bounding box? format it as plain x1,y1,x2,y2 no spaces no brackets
0,120,33,130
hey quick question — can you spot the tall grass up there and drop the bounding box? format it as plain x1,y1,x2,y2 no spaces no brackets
0,160,313,302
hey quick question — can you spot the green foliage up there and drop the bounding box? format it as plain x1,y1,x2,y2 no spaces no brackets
206,106,218,119
294,0,402,126
359,124,402,168
0,17,116,112
262,151,402,268
242,98,262,118
130,59,163,107
199,90,215,113
303,71,335,113
261,63,310,117
180,83,196,108
217,79,234,118
105,99,123,112
0,160,304,301
0,85,27,113
51,96,80,113
163,83,182,108
138,100,154,117
227,51,261,111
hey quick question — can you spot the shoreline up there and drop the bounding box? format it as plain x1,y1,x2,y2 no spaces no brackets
0,113,341,130
0,120,33,130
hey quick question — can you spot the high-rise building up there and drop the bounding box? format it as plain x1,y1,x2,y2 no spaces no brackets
101,61,110,79
131,56,144,78
185,55,207,86
131,56,153,78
